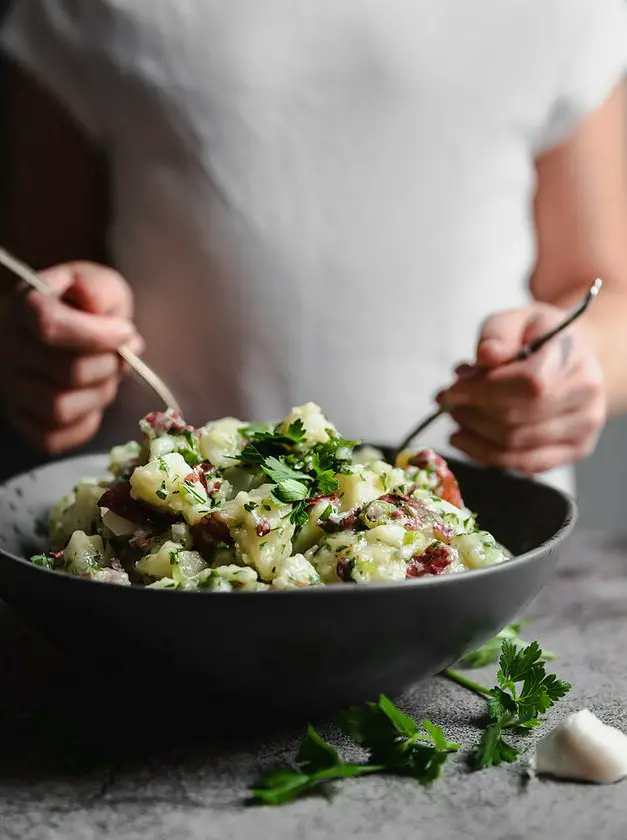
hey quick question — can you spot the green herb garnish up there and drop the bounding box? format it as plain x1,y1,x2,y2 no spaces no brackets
457,622,555,669
251,696,457,805
319,504,333,522
251,725,380,805
336,695,459,782
31,553,55,569
235,424,359,529
444,638,571,769
182,481,206,506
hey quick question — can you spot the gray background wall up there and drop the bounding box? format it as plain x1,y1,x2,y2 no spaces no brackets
577,417,627,529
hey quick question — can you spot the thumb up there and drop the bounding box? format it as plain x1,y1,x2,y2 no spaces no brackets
521,308,562,346
40,262,134,319
475,309,531,368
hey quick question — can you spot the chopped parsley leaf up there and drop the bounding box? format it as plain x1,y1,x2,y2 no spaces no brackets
251,698,457,805
319,504,333,522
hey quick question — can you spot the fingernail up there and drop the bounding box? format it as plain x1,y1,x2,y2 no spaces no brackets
454,363,476,380
114,321,137,343
126,333,145,355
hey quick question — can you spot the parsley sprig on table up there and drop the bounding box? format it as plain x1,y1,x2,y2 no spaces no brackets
251,627,571,805
457,621,555,669
237,420,359,527
444,635,571,769
251,695,458,805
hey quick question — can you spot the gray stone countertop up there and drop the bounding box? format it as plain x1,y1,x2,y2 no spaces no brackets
1,529,627,840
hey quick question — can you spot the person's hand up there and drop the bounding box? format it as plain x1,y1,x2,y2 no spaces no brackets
0,261,143,455
436,303,606,474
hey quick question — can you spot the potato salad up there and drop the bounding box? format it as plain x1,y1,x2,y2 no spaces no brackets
29,404,509,591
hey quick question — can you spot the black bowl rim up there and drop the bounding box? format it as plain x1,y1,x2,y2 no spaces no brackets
0,452,578,599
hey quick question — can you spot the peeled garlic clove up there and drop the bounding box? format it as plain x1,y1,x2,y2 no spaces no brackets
531,709,627,784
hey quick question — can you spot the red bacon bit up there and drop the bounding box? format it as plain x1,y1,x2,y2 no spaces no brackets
320,492,453,542
306,494,339,509
256,520,271,538
191,512,232,557
341,510,360,530
129,529,153,551
208,478,222,495
336,558,355,582
141,410,194,438
50,549,64,561
377,493,454,541
99,482,148,524
408,449,463,509
98,482,175,526
321,507,362,534
406,543,453,578
184,463,220,495
379,494,430,530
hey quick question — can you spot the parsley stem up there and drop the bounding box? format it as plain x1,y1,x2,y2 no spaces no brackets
441,668,492,699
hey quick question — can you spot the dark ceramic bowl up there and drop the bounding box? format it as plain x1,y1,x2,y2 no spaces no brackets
0,453,576,717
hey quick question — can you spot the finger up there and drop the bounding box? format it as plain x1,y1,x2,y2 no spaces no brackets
518,309,565,381
476,307,564,383
439,358,601,418
11,376,119,429
7,408,104,456
475,309,533,367
19,332,145,389
39,262,134,319
0,340,119,388
449,405,604,452
449,428,583,474
437,371,565,412
35,352,120,389
23,291,137,352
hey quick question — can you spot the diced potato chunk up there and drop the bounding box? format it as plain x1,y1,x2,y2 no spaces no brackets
336,468,383,512
108,440,142,476
291,498,332,554
91,568,131,586
280,402,335,446
64,531,105,575
219,484,295,581
306,530,407,584
183,565,261,592
451,532,506,568
199,418,245,468
137,539,208,581
130,452,211,524
272,554,320,588
49,481,104,550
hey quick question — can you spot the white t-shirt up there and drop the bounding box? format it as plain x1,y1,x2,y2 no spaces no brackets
1,0,627,491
